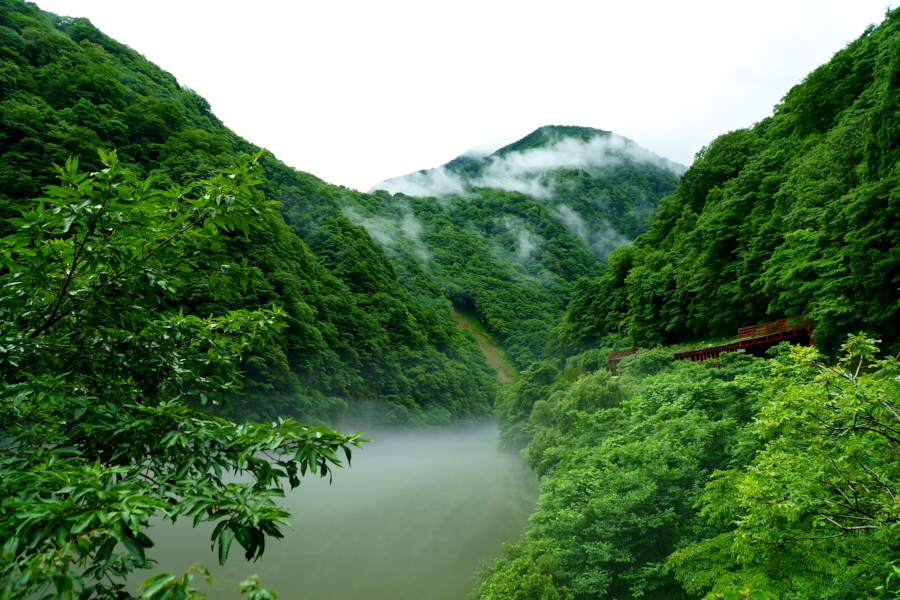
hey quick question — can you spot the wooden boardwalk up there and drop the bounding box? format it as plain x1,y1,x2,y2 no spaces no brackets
605,316,812,374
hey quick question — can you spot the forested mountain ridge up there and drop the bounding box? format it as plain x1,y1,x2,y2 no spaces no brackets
473,8,900,600
551,9,900,359
344,127,683,368
371,125,683,247
0,0,497,426
341,186,599,368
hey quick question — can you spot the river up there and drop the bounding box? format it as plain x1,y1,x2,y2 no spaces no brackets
139,424,539,599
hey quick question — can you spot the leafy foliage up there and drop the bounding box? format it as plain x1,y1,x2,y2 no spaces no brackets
671,335,900,598
0,152,364,599
133,567,282,600
472,350,772,599
479,337,900,599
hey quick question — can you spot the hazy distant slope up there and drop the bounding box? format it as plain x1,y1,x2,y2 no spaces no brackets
371,126,683,254
341,186,600,368
0,0,497,425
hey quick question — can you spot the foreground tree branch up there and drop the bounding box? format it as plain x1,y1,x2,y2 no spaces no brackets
0,150,365,600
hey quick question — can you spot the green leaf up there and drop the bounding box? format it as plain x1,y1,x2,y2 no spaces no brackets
218,526,235,565
123,535,147,564
210,520,228,546
2,535,19,556
139,572,175,598
135,531,155,548
94,536,117,563
70,511,94,534
191,564,212,587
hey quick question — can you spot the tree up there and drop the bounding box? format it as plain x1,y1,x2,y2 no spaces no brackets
0,150,364,600
672,335,900,598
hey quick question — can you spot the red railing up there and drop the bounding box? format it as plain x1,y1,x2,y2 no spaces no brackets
737,315,811,348
606,315,815,373
608,316,814,372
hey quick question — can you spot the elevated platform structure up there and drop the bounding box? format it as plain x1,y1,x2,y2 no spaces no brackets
606,316,812,374
737,316,813,349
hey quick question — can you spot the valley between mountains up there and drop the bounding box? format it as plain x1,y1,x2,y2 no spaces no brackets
4,2,900,599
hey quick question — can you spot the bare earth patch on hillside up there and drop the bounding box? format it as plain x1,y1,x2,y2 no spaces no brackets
452,310,515,383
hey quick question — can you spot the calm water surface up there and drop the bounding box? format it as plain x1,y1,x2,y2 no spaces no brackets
140,424,539,600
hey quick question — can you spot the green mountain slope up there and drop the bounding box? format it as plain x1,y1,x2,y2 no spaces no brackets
344,127,682,367
0,0,497,426
342,186,599,368
552,13,900,358
473,9,900,600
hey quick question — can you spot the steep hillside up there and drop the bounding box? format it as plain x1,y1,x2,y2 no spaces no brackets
345,127,682,367
473,9,900,600
0,0,497,425
551,13,900,358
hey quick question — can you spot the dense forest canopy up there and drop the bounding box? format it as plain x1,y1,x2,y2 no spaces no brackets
478,339,900,600
0,0,499,427
550,8,900,360
473,7,900,600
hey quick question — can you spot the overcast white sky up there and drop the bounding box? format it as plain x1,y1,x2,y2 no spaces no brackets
34,0,890,191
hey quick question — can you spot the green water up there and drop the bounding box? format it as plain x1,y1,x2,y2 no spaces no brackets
140,424,539,599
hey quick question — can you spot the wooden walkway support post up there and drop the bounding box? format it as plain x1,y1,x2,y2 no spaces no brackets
607,347,640,375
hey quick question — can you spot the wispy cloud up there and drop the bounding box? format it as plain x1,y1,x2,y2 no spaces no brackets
370,167,466,198
361,132,683,264
551,203,631,258
342,201,433,265
501,216,543,264
369,133,685,200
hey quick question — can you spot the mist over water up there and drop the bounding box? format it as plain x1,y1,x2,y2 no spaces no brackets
140,424,539,600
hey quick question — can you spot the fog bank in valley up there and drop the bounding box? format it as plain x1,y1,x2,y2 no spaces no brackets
141,425,538,600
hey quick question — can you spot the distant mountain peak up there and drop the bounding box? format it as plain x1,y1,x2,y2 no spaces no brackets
370,126,685,199
490,125,612,159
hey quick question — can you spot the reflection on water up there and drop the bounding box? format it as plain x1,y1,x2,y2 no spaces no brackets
140,424,539,600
